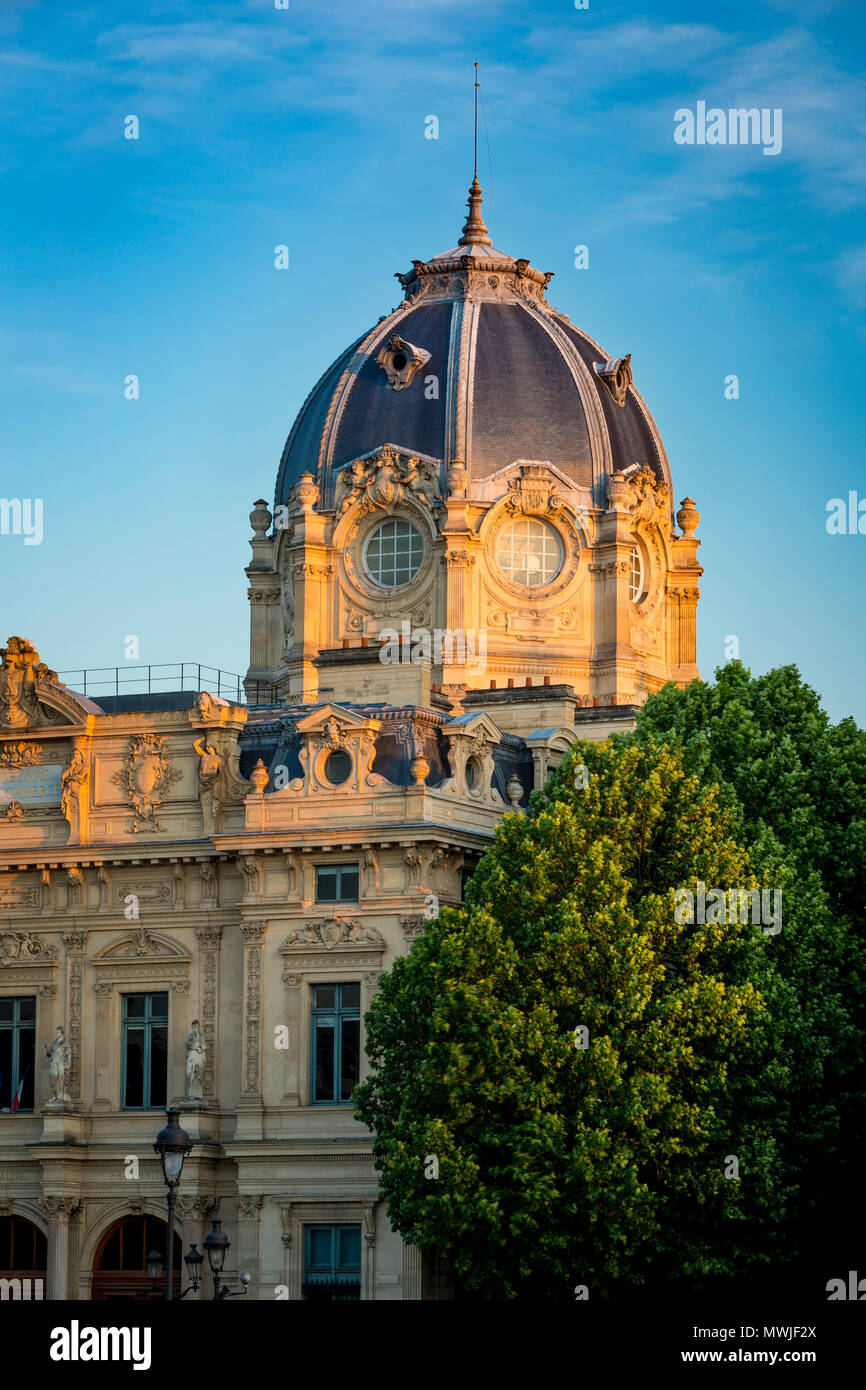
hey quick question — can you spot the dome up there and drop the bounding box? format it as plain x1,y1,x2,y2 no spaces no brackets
275,179,671,510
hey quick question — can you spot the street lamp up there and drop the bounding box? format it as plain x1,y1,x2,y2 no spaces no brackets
146,1243,204,1300
203,1218,251,1301
153,1107,194,1301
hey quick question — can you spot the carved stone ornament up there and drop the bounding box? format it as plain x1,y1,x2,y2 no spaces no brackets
607,462,669,525
504,464,559,517
0,741,41,767
333,444,441,518
283,918,385,950
110,734,182,831
0,931,57,963
0,637,61,730
376,334,431,391
594,354,633,407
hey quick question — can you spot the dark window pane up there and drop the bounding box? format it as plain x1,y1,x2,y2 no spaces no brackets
338,1227,362,1270
341,982,360,1008
149,993,169,1020
315,1021,335,1101
125,1029,145,1107
0,1032,11,1108
316,868,337,902
340,1019,360,1100
150,1027,167,1107
0,1000,13,1021
33,1226,46,1272
100,1227,122,1270
12,1219,35,1271
124,995,146,1019
314,985,335,1010
308,1227,332,1271
337,867,359,901
18,1029,34,1110
121,1219,143,1271
17,998,35,1023
0,1218,10,1270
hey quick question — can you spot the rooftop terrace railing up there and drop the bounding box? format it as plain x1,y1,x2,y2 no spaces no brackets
57,662,280,706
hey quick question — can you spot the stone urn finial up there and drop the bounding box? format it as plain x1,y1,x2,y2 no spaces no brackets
505,773,524,808
676,497,700,537
294,472,319,513
409,753,430,786
249,499,272,538
606,473,630,510
250,759,269,794
447,461,468,499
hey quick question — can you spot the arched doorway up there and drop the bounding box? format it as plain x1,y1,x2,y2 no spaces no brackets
0,1216,47,1298
91,1215,181,1300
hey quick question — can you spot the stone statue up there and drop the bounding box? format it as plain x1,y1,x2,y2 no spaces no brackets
60,750,89,834
185,1019,205,1100
46,1026,72,1102
193,735,223,835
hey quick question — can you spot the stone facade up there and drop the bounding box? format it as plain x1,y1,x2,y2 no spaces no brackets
0,182,701,1301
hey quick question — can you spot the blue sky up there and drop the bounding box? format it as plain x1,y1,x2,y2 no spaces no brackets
1,0,864,721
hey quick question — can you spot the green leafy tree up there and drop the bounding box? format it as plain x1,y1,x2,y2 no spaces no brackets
355,734,847,1298
635,661,865,1273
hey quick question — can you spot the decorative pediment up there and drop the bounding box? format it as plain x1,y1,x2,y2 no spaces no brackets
260,704,384,800
93,928,189,962
0,637,99,732
333,445,441,519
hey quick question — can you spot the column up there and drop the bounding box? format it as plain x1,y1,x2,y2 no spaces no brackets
235,1197,263,1295
403,1243,423,1301
61,932,86,1102
38,1197,81,1301
279,969,301,1106
93,983,113,1109
195,924,223,1101
237,921,267,1139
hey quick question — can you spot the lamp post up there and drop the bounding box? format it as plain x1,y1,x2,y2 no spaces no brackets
203,1218,251,1300
153,1107,194,1301
147,1243,204,1300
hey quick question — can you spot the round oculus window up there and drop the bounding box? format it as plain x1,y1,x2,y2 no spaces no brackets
496,517,564,587
364,518,423,588
324,750,352,786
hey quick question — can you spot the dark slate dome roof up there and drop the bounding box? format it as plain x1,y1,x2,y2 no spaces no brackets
275,179,670,508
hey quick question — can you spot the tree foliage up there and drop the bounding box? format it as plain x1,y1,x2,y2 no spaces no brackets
354,666,863,1298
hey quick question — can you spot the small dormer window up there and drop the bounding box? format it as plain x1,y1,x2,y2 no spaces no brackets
594,354,633,407
376,334,430,391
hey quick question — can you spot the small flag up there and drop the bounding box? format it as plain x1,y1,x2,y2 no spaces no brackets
11,1068,28,1112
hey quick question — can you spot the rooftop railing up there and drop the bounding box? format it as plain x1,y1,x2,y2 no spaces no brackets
57,662,279,706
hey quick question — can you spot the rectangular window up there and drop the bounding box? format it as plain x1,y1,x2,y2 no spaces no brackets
0,997,35,1112
302,1224,361,1301
315,863,359,904
460,866,475,902
122,992,168,1109
310,982,360,1104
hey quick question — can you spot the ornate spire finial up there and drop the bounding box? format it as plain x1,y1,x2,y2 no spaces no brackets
459,176,492,248
458,61,492,249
